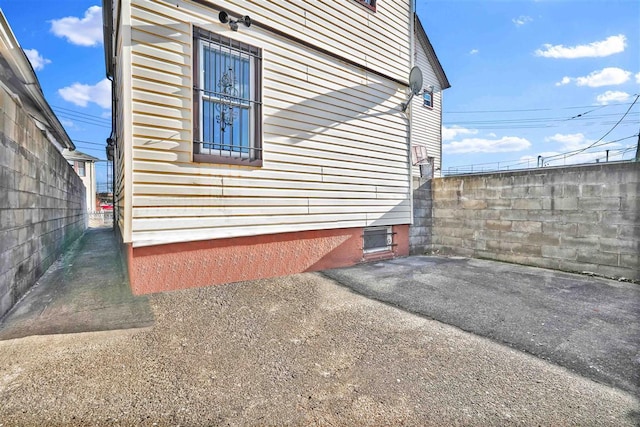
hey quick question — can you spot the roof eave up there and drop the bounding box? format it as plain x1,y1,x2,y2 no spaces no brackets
62,148,100,162
0,10,75,150
102,0,114,78
415,14,451,90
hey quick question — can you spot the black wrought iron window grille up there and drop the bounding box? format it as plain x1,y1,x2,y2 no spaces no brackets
193,28,262,165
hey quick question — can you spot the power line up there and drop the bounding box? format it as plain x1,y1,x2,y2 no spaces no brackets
52,105,112,122
443,101,639,131
52,105,112,129
543,95,640,162
564,105,607,121
56,113,111,129
543,135,637,162
445,101,635,114
542,136,637,165
446,135,638,171
72,139,107,147
444,111,639,126
442,118,639,131
635,126,640,162
71,145,105,154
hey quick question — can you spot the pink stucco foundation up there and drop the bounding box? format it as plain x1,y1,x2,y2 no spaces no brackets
125,225,409,294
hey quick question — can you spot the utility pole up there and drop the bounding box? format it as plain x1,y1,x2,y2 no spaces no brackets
635,131,639,162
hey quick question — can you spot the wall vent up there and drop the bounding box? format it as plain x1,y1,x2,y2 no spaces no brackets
363,226,393,253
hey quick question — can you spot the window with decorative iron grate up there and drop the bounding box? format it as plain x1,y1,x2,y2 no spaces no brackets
193,28,263,166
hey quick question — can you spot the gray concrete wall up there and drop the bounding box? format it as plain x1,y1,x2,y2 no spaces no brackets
410,177,433,255
0,91,86,318
424,162,639,280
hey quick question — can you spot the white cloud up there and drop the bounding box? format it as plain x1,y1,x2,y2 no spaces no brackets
512,16,532,26
59,119,75,128
556,67,631,87
540,131,629,165
576,68,631,87
58,78,111,109
596,90,630,105
535,34,626,58
469,49,479,55
555,76,572,86
545,133,589,150
636,72,640,84
442,125,478,141
50,5,103,47
23,48,51,71
443,136,531,154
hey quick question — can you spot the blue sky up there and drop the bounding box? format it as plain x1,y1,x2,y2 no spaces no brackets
0,0,111,189
0,0,638,184
418,0,640,174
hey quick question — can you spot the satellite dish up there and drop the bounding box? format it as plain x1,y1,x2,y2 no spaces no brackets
409,66,423,96
402,66,423,112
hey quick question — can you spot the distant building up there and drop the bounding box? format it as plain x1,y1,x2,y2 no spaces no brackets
63,149,99,212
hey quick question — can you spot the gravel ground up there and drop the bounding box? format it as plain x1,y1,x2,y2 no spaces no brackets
0,273,637,426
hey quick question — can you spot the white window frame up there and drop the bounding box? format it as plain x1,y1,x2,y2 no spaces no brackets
423,87,433,109
76,161,86,177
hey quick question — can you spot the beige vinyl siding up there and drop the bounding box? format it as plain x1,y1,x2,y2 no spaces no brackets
410,31,442,178
123,0,411,247
133,0,412,80
113,2,128,238
198,0,411,81
118,0,135,242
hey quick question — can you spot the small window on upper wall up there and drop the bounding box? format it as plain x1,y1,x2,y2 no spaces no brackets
76,161,86,177
354,0,376,12
423,88,433,109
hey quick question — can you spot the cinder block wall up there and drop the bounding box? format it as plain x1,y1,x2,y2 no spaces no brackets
428,162,639,280
0,89,86,318
410,177,433,254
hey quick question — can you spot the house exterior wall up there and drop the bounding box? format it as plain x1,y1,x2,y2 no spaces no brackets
111,0,413,249
0,87,86,318
410,27,443,178
128,224,409,294
84,162,97,212
70,160,97,212
113,0,132,242
107,0,414,291
428,162,640,281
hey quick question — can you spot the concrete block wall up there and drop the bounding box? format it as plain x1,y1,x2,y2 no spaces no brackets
410,177,433,254
0,89,86,318
427,162,639,281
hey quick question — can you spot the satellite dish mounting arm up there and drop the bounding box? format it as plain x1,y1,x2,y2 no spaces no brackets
402,66,423,112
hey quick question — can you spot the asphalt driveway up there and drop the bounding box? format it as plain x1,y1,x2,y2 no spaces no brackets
323,256,640,396
1,273,638,425
0,228,638,425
